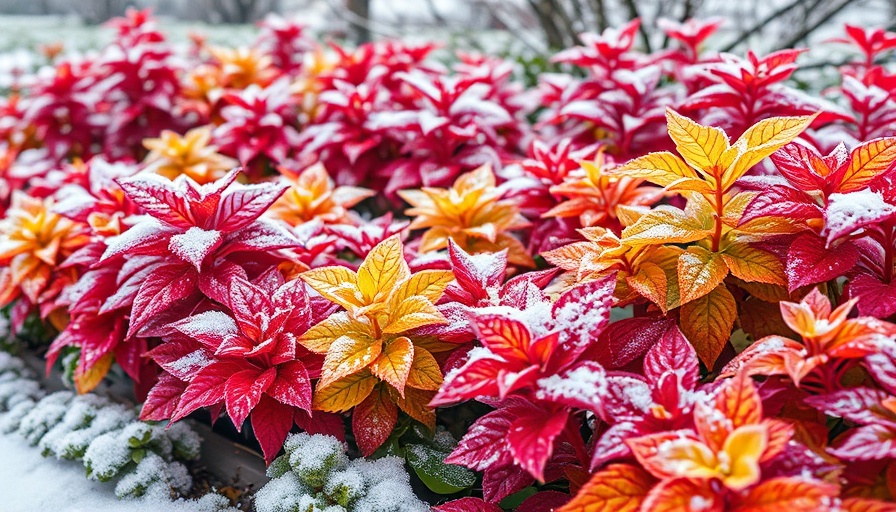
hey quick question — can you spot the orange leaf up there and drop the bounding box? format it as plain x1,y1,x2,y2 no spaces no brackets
320,334,381,388
612,151,698,187
406,346,443,391
665,108,729,179
474,315,532,362
733,476,839,511
721,241,786,286
353,384,399,457
641,477,720,512
371,336,415,396
680,283,737,368
678,246,729,305
717,372,763,430
839,137,896,192
356,234,410,304
75,353,114,394
840,497,896,512
556,463,656,512
390,386,437,430
626,262,669,313
313,369,378,412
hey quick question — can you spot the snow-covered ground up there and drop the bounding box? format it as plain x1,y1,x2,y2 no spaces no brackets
0,431,209,512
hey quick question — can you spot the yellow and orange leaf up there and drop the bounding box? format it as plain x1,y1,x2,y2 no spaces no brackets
611,151,697,187
721,241,786,286
371,336,415,396
724,114,817,190
382,295,446,334
556,464,655,512
320,334,382,387
680,283,737,368
839,138,896,192
733,477,839,512
357,234,410,303
299,266,363,311
74,353,114,395
621,206,711,247
665,108,730,179
678,245,729,305
406,346,443,391
313,370,378,412
298,312,371,353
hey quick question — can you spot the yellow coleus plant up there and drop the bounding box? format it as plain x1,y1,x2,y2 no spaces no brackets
142,126,237,184
398,164,534,267
267,163,373,226
600,108,816,367
299,235,454,456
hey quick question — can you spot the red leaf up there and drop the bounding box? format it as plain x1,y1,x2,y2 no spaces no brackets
591,317,673,369
117,173,194,228
507,407,569,481
643,323,699,390
294,410,345,441
551,274,615,361
433,497,503,512
171,361,243,422
268,361,313,411
251,394,296,463
518,491,571,512
211,181,289,232
128,263,198,337
352,385,398,457
225,367,276,430
786,233,859,292
140,372,187,421
847,272,896,318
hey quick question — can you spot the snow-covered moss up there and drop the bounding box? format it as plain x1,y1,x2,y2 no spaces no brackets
255,433,429,512
0,352,236,511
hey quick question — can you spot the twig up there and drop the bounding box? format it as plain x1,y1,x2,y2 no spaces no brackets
721,0,811,52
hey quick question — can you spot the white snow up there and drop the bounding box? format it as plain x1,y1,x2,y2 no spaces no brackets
0,430,230,512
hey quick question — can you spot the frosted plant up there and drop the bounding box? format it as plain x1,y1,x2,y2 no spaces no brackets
39,394,133,459
113,452,192,499
255,433,429,512
17,391,73,445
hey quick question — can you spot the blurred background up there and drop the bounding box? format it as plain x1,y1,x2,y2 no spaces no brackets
0,0,892,54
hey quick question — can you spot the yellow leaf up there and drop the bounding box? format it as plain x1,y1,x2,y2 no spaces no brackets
356,235,410,304
680,283,737,369
839,137,896,192
677,246,729,305
622,205,711,247
300,266,363,311
612,151,697,187
75,353,114,394
541,241,592,271
390,386,436,430
665,108,730,178
626,262,668,313
388,269,454,305
382,295,446,334
721,241,786,286
720,424,767,490
406,346,443,391
724,114,816,190
371,336,415,396
313,370,378,412
298,311,371,353
320,334,381,388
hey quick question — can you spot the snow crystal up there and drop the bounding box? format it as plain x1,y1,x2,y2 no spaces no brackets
114,454,192,499
536,364,607,406
18,391,73,446
552,288,611,348
84,430,133,482
690,495,714,511
254,473,315,512
353,479,429,512
168,226,223,268
825,189,896,242
324,467,366,506
176,310,239,340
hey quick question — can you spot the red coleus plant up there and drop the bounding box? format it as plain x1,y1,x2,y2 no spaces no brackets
143,271,340,462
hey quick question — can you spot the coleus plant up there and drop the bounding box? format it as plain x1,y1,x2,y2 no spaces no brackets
298,234,452,456
6,10,896,510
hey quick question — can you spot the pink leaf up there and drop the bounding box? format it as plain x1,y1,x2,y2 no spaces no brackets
786,233,859,292
507,407,569,481
252,394,296,463
433,497,503,512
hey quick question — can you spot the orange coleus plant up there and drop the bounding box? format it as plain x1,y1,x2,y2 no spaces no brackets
596,108,816,367
267,162,374,226
142,125,237,184
299,234,453,455
0,191,90,317
559,373,838,511
544,150,664,232
723,288,896,392
399,164,534,267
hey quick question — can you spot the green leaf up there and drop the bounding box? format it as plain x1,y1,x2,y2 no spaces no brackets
405,444,475,494
500,486,538,509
